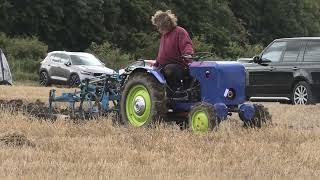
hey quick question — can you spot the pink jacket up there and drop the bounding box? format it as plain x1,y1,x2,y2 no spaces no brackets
156,26,194,67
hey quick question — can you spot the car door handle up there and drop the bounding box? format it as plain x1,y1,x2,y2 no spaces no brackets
269,67,276,71
292,67,299,70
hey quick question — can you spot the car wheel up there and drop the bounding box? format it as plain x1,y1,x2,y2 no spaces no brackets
39,71,51,86
69,74,81,87
292,81,314,105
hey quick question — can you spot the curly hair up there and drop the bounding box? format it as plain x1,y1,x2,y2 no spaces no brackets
151,10,177,32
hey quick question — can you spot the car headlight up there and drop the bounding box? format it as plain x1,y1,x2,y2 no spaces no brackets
80,71,93,76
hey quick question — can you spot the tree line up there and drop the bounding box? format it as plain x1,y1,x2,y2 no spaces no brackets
0,0,320,61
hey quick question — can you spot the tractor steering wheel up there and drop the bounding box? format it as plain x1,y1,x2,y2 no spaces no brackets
182,52,214,62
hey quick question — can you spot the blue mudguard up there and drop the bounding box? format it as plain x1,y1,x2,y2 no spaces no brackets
214,103,228,121
131,67,166,84
238,103,256,122
147,69,166,84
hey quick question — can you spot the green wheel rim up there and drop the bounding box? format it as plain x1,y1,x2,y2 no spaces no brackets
191,110,209,133
126,85,152,127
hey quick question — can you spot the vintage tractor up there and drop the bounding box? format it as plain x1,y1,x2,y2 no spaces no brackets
48,53,271,133
119,53,271,132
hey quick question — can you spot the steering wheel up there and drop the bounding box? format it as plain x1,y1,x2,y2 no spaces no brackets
182,52,214,62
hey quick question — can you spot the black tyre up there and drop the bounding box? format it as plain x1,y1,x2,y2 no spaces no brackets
0,80,12,86
244,104,272,128
39,71,51,86
120,72,167,127
188,102,219,133
69,74,81,87
292,81,314,105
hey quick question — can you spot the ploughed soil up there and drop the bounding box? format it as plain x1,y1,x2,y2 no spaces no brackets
0,99,69,120
0,98,116,121
0,130,35,148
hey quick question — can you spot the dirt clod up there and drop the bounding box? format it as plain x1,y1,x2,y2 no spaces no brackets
0,131,35,148
0,99,64,120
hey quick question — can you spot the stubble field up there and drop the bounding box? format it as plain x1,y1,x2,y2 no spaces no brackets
0,85,320,179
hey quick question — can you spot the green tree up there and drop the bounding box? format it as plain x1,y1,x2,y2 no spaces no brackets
230,0,320,45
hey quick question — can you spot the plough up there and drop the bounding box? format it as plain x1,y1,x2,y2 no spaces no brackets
48,73,122,119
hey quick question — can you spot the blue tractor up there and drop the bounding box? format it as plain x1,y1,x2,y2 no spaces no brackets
48,53,271,132
119,53,271,133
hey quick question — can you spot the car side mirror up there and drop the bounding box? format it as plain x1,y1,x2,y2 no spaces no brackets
64,62,71,66
253,56,262,64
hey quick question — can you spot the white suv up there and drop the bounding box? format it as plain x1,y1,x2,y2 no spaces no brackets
39,51,114,87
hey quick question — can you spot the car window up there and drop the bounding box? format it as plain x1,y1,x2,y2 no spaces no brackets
70,54,103,66
283,41,301,62
50,54,61,63
262,41,287,62
304,42,320,62
60,54,70,64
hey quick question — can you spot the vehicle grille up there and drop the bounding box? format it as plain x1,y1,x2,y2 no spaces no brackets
94,73,103,77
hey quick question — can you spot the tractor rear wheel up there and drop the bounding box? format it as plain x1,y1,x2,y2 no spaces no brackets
120,72,167,127
188,102,219,133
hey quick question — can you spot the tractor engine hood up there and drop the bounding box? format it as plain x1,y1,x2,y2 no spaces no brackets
189,61,246,105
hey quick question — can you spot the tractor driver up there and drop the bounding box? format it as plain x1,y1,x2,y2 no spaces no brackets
151,10,194,91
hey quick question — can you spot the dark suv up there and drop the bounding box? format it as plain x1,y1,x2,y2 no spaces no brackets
244,37,320,105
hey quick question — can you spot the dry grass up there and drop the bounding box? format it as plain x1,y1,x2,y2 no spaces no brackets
0,85,71,102
0,85,320,179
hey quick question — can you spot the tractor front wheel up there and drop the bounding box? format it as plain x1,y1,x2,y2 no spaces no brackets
188,102,219,133
120,72,167,127
244,104,272,128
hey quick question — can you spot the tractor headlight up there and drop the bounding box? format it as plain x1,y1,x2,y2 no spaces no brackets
81,71,93,76
224,88,236,100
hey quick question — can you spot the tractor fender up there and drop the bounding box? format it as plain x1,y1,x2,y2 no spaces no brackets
213,103,228,121
238,103,256,122
147,69,166,84
130,68,166,84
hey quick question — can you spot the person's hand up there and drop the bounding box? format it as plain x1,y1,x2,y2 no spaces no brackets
152,60,159,69
182,54,192,59
182,54,193,64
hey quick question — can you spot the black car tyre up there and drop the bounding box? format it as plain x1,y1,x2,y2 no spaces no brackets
39,71,51,86
292,81,314,105
69,74,81,87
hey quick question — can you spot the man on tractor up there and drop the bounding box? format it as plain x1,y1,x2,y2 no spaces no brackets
151,10,194,91
117,10,272,131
